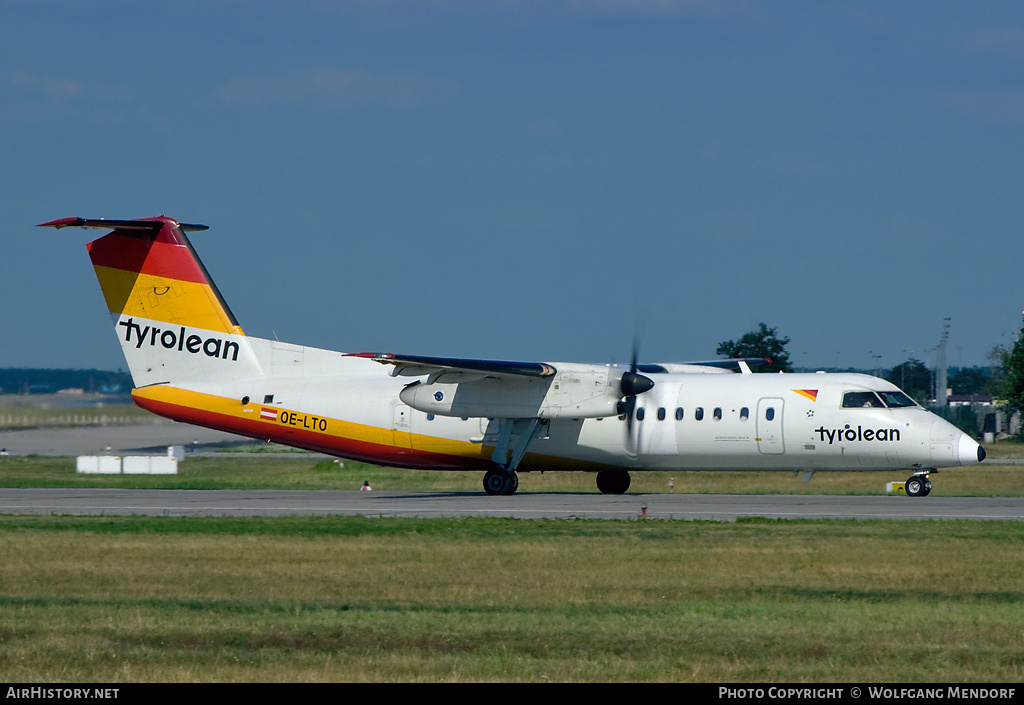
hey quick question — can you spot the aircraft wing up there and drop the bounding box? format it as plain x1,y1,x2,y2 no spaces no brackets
639,358,772,374
350,352,768,378
347,352,557,379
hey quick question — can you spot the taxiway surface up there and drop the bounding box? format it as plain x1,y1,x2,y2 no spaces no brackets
1,488,1020,521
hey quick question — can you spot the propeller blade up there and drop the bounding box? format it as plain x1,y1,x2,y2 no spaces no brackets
623,394,637,440
619,334,652,451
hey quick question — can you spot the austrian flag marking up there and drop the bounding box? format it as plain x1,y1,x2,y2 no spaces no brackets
260,407,278,421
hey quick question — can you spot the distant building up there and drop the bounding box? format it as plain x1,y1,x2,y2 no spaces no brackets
947,395,993,408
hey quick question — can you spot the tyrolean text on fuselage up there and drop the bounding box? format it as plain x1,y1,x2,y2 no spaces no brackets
815,425,900,444
117,317,239,361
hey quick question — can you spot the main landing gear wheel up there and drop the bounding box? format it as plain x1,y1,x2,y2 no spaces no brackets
483,469,518,496
596,470,631,494
905,475,933,497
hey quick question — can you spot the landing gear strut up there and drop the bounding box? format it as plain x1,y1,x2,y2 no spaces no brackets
905,473,933,497
596,470,631,494
483,469,519,496
483,418,542,496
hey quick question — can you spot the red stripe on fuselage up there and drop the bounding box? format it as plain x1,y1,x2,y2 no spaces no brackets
132,392,497,471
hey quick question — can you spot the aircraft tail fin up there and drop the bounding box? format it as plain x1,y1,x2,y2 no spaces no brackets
40,216,263,387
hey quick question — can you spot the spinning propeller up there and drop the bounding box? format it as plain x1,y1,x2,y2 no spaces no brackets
617,340,654,445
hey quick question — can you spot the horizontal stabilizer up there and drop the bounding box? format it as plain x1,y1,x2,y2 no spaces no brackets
39,217,209,232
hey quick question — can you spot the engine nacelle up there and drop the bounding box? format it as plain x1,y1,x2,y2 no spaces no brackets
399,364,633,419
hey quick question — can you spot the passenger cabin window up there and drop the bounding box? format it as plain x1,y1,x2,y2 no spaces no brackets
842,391,885,408
695,407,704,421
636,408,645,421
713,407,723,420
675,407,684,421
657,407,666,421
740,407,749,421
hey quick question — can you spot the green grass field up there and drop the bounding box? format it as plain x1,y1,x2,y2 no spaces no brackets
0,515,1022,682
0,450,1021,682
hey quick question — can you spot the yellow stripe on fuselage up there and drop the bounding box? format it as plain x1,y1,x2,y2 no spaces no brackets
132,384,494,462
131,385,617,472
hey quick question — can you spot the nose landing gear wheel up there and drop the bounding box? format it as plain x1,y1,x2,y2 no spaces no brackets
905,475,932,497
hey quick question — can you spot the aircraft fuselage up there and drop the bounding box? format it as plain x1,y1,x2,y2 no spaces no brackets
128,333,980,476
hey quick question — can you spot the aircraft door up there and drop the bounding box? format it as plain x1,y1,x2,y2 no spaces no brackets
756,398,784,454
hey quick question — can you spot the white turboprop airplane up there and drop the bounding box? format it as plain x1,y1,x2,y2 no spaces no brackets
41,216,986,496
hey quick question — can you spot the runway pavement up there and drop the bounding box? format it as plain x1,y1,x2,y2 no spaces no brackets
1,488,1021,521
1,423,1021,521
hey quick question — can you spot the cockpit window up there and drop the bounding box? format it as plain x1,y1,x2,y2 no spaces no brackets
842,390,919,408
842,391,885,408
877,391,917,408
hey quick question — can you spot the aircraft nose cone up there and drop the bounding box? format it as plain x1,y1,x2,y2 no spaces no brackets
958,433,985,465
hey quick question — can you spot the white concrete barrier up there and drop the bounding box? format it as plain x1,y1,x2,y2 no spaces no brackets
122,456,178,474
76,456,122,474
76,455,178,474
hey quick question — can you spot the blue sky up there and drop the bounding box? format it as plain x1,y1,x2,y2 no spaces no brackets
3,1,1023,375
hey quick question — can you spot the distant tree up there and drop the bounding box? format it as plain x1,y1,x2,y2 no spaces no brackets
984,344,1009,398
716,323,792,372
0,369,131,395
999,324,1024,433
886,359,932,405
948,368,991,397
